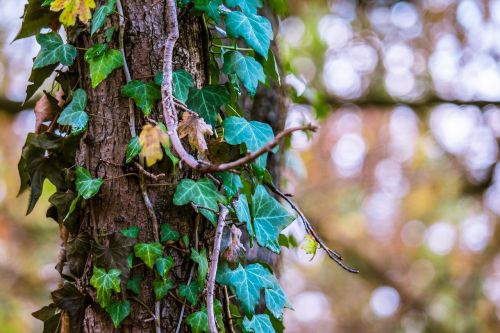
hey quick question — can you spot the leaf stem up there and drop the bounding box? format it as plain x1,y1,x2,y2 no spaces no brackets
211,43,253,52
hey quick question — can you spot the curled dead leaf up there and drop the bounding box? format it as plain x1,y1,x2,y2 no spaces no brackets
178,111,213,154
223,225,246,263
34,90,65,134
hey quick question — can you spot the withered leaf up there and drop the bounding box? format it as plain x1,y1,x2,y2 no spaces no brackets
139,124,169,167
178,111,213,153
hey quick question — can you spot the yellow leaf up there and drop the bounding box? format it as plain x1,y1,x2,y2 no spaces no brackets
301,235,319,260
139,124,168,167
51,0,96,27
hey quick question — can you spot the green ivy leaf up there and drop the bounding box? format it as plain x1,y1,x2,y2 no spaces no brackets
173,70,195,103
252,185,295,253
105,300,131,328
155,256,175,279
125,136,141,164
243,314,276,333
190,248,208,286
126,275,142,295
233,194,253,236
34,32,77,69
89,267,121,308
226,0,262,15
223,51,265,96
85,44,108,61
186,85,230,126
57,89,89,134
91,0,116,35
15,0,57,41
179,283,201,306
75,166,103,200
217,172,243,199
121,80,161,116
160,224,180,242
225,11,273,58
120,226,140,238
87,48,124,88
223,116,275,168
194,0,222,23
152,277,174,300
173,178,227,223
134,242,164,269
216,263,274,315
186,301,224,333
264,287,291,320
92,233,136,285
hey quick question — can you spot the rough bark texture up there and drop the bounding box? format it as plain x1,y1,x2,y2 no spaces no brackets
74,1,286,332
77,1,207,332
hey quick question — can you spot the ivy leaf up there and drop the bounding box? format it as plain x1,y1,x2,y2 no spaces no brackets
223,51,265,96
161,224,180,242
223,116,275,168
105,300,131,328
178,111,214,153
243,314,276,333
186,301,224,333
25,64,57,103
301,235,319,259
34,32,77,69
66,232,92,277
264,287,292,320
121,80,161,116
216,263,276,315
127,275,142,295
125,136,141,163
92,233,136,284
152,277,174,300
217,172,242,198
191,248,208,286
193,0,222,23
91,0,116,35
51,282,90,333
138,124,169,167
225,11,273,58
252,185,295,253
50,0,96,27
75,166,103,200
179,283,201,306
57,89,88,134
173,178,227,223
15,0,58,41
186,85,230,126
86,48,124,88
134,242,164,269
120,226,140,238
155,69,194,103
155,256,175,279
89,267,121,308
32,304,62,333
226,0,262,15
233,194,253,236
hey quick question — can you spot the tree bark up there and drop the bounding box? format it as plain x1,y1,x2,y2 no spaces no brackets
77,1,207,332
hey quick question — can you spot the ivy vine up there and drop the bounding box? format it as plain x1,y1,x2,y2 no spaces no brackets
16,0,357,332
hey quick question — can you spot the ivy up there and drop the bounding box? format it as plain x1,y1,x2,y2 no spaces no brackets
34,32,77,68
160,223,180,242
75,166,103,199
57,89,89,134
194,0,222,23
223,50,265,96
225,11,273,58
179,283,201,306
121,80,162,116
243,314,275,333
15,0,58,41
155,256,175,279
86,47,124,88
121,226,140,238
186,85,230,126
152,278,174,301
91,0,116,35
226,0,263,15
186,300,224,333
105,300,131,328
50,0,96,27
127,275,142,295
134,242,164,269
89,267,121,308
191,248,209,286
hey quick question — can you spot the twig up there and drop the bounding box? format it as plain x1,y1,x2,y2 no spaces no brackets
134,162,166,181
129,296,156,320
207,204,229,333
268,184,359,273
161,0,317,174
190,203,220,215
223,286,236,333
103,173,138,181
175,216,200,333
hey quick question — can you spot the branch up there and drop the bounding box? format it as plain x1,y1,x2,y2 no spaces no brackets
267,184,359,273
207,204,229,333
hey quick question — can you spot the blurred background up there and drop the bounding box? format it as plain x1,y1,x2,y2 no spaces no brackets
0,0,499,332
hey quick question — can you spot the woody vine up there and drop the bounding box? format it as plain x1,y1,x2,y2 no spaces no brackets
16,0,357,332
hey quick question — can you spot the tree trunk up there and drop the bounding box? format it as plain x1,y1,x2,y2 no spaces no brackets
74,2,286,332
77,2,208,332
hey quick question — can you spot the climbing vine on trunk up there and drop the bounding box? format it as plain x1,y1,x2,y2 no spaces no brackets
16,0,356,332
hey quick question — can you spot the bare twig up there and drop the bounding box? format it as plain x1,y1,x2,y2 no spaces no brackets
222,286,236,333
134,162,166,181
268,184,359,273
129,296,156,320
207,204,229,333
190,203,220,215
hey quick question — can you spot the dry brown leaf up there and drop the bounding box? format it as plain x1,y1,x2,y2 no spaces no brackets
139,124,169,167
34,95,53,134
178,111,213,153
223,225,246,263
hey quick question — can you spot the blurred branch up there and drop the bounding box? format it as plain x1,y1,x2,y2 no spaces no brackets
0,96,36,115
